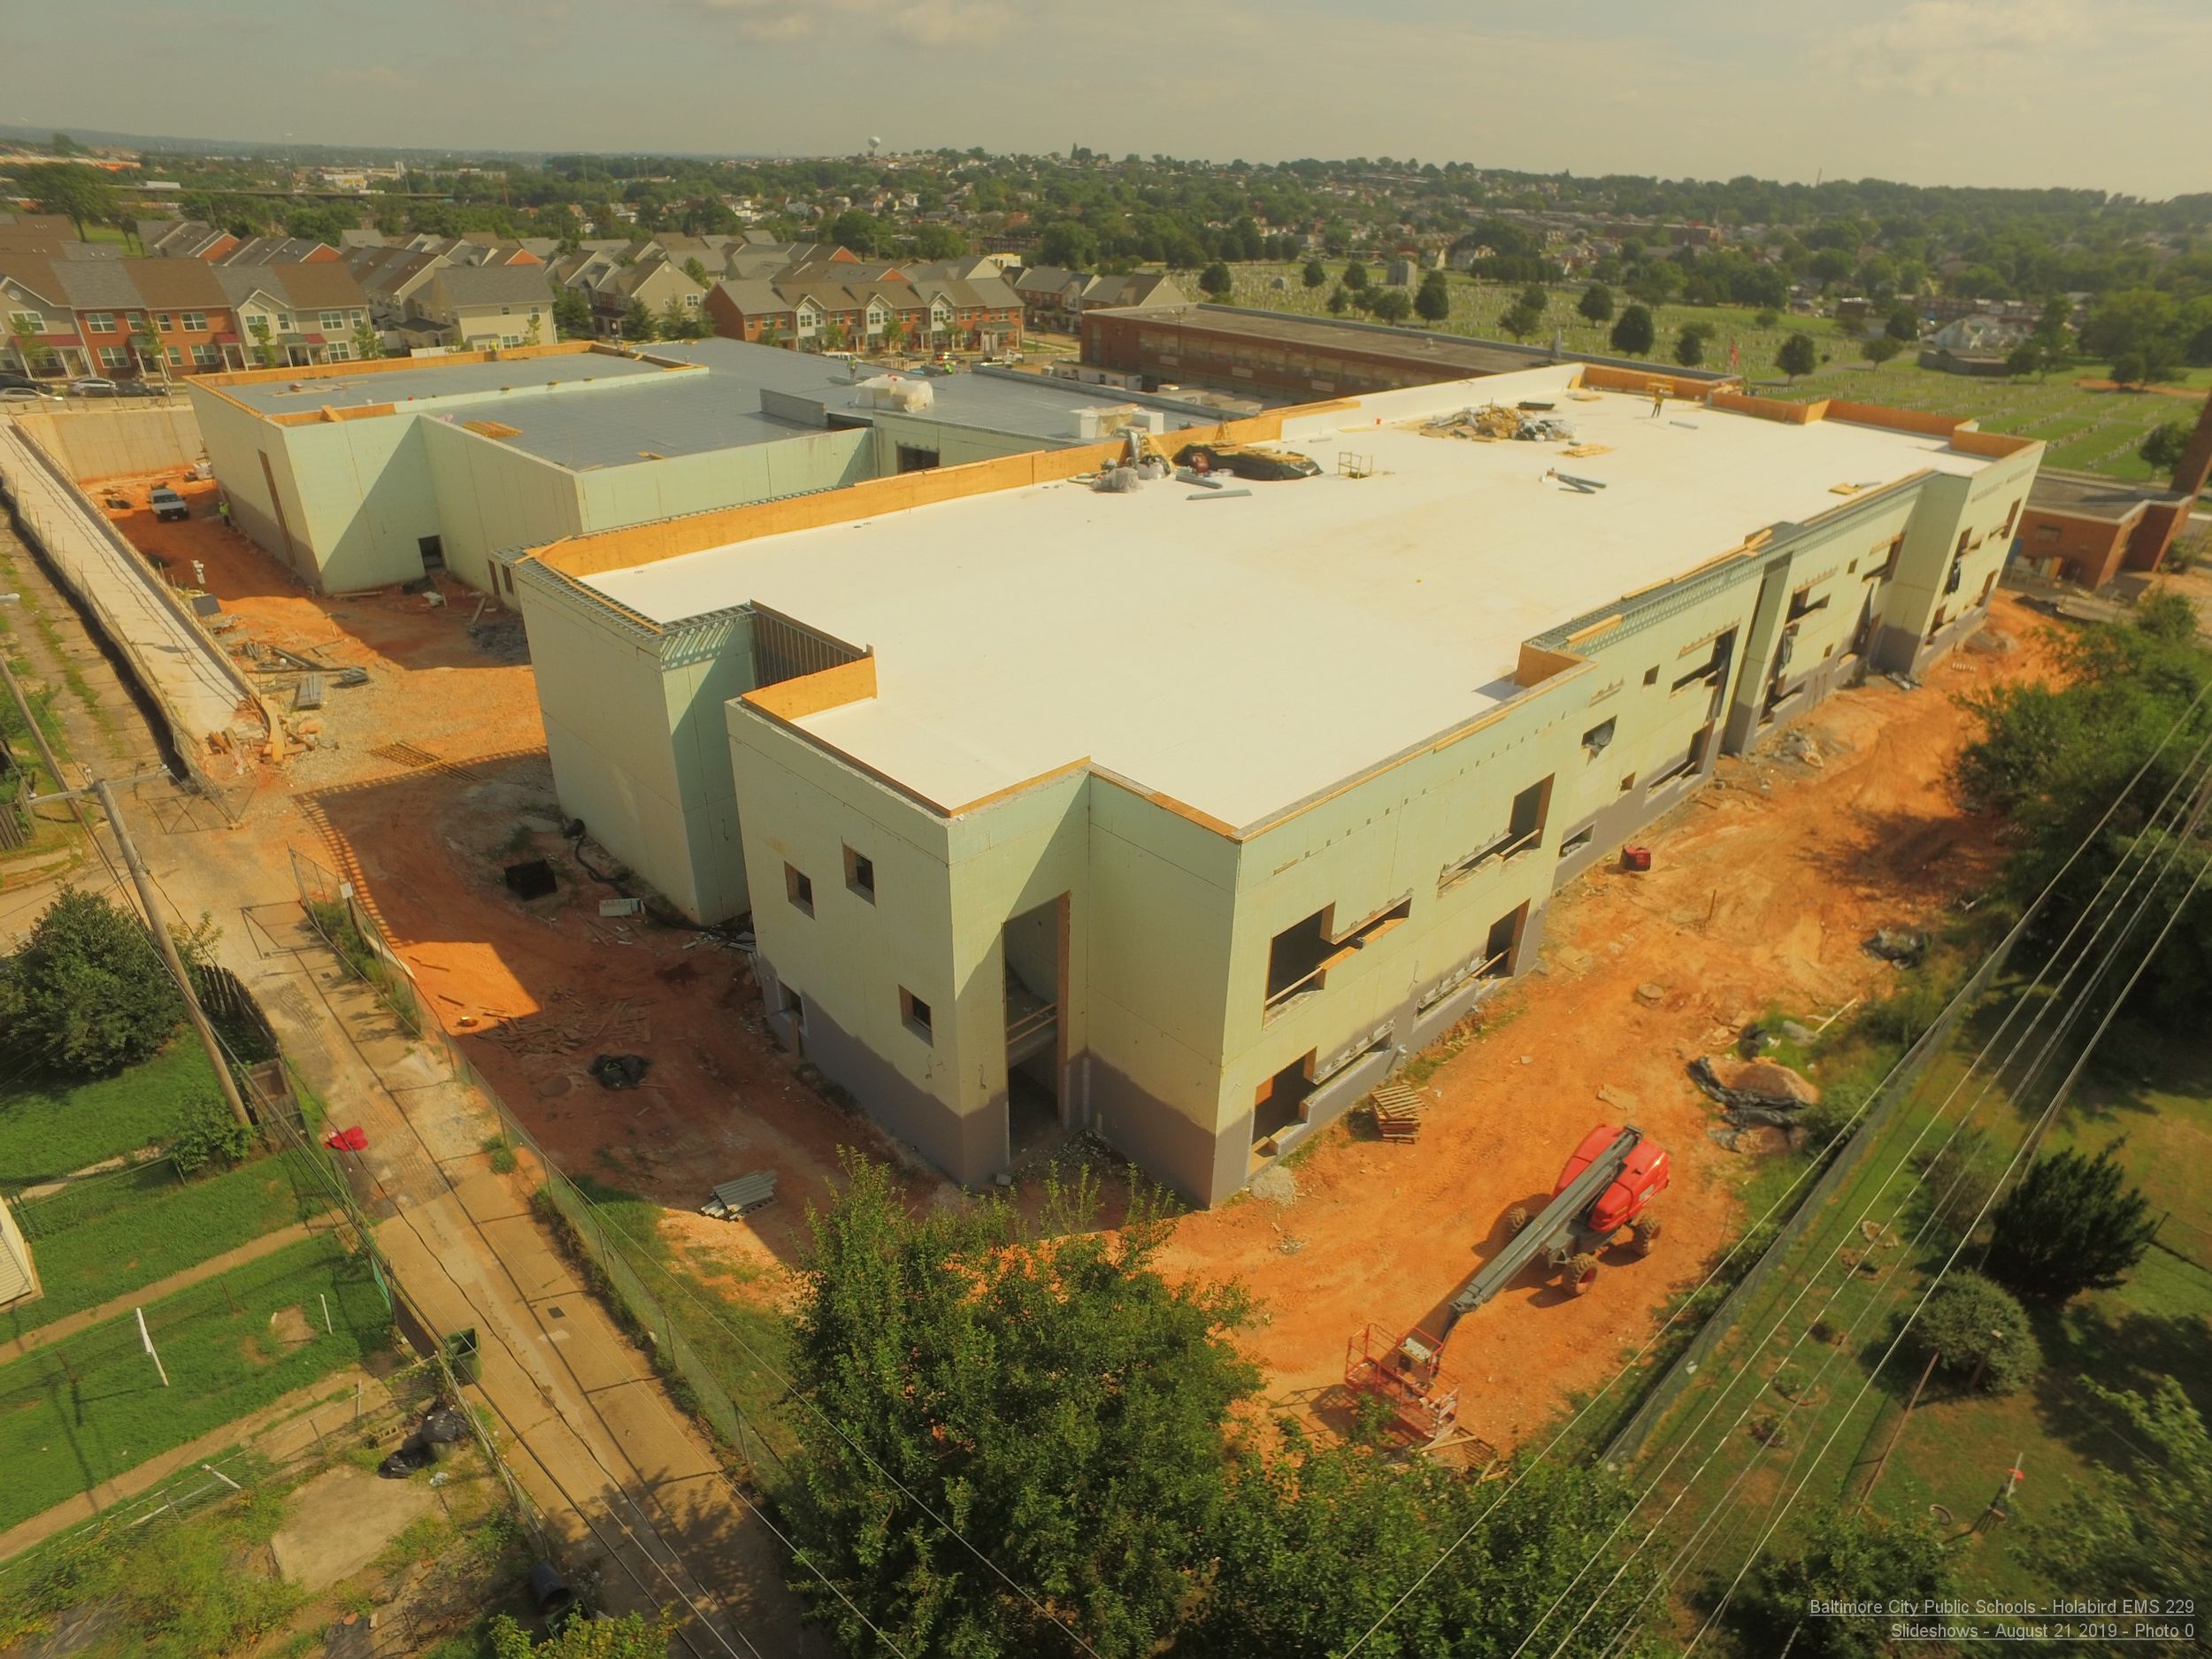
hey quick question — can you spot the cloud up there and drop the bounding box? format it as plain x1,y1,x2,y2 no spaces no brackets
1820,0,2101,96
680,0,1012,46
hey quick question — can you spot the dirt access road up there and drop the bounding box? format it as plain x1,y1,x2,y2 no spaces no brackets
77,472,2069,1463
1160,597,2065,1447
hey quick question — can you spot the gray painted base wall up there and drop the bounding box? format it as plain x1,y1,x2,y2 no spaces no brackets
757,954,1002,1186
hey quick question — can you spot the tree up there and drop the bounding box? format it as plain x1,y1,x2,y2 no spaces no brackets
1367,288,1412,325
2004,342,2039,379
19,163,120,241
11,312,53,377
1499,300,1543,340
2109,349,2147,388
1302,259,1326,289
1199,261,1233,300
660,298,705,341
1754,307,1780,329
1728,1510,1955,1659
0,887,182,1077
1188,1434,1659,1659
2028,1376,2209,1653
489,1610,677,1658
351,318,385,361
1777,332,1817,380
1907,1271,2038,1394
551,285,591,339
781,1159,1258,1658
881,315,908,353
826,208,881,255
1340,259,1368,291
680,257,710,289
246,316,279,369
1609,303,1655,357
1325,288,1349,315
1413,271,1450,325
1673,325,1709,367
909,223,965,259
619,297,654,342
1885,304,1919,342
1578,282,1615,324
1865,335,1903,367
132,314,165,382
1518,283,1548,316
1037,221,1098,269
1985,1145,2157,1302
2141,418,2191,473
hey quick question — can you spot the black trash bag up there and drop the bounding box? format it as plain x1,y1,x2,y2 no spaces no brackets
420,1405,472,1444
589,1053,650,1090
378,1437,434,1478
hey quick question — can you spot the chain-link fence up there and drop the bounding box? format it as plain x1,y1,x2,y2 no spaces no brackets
1601,930,2019,1465
286,845,790,1479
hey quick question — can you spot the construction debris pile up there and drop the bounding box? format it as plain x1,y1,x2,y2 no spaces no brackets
1690,1053,1823,1151
481,987,652,1060
1424,401,1578,443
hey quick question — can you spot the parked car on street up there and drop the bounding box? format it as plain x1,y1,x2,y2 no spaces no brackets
69,377,119,397
112,379,157,398
150,485,190,522
0,387,50,403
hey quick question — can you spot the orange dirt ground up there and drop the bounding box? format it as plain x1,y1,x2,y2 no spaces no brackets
97,470,2070,1444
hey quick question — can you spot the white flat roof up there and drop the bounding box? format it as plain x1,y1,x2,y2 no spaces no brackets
583,366,1997,826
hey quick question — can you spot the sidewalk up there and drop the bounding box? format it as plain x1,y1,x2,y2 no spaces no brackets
202,889,824,1656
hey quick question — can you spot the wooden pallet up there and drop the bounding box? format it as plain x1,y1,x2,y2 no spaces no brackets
1371,1082,1425,1142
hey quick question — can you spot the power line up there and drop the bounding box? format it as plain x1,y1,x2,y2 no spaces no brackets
1537,737,2212,1659
1333,671,2212,1658
1682,784,2212,1654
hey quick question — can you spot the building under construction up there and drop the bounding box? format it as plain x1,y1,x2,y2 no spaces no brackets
506,365,2041,1203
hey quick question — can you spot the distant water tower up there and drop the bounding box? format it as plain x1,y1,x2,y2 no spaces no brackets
867,135,882,157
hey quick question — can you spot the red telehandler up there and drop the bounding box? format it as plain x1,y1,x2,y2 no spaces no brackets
1345,1124,1670,1448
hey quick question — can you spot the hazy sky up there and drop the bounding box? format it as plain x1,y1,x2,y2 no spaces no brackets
7,0,2208,197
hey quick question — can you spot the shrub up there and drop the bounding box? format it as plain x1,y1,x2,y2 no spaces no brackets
168,1100,255,1175
1986,1144,2157,1302
1909,1271,2039,1394
0,887,182,1075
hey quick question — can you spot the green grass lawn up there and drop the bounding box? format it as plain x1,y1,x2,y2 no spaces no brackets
4,1152,334,1342
1224,265,2207,486
1625,995,2211,1609
0,1231,389,1531
549,1173,796,1462
0,1042,224,1187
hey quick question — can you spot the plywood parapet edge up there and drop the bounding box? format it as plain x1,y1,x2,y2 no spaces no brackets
741,653,877,720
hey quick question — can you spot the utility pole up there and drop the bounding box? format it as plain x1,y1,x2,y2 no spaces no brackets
1859,1347,1941,1511
4,590,250,1131
93,779,253,1129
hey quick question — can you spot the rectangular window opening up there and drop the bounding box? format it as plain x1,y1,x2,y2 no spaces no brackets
844,844,875,902
1642,664,1660,686
1264,896,1411,1010
901,987,933,1041
1253,1054,1317,1148
1558,825,1595,857
785,862,815,916
1582,717,1617,755
1439,775,1552,890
